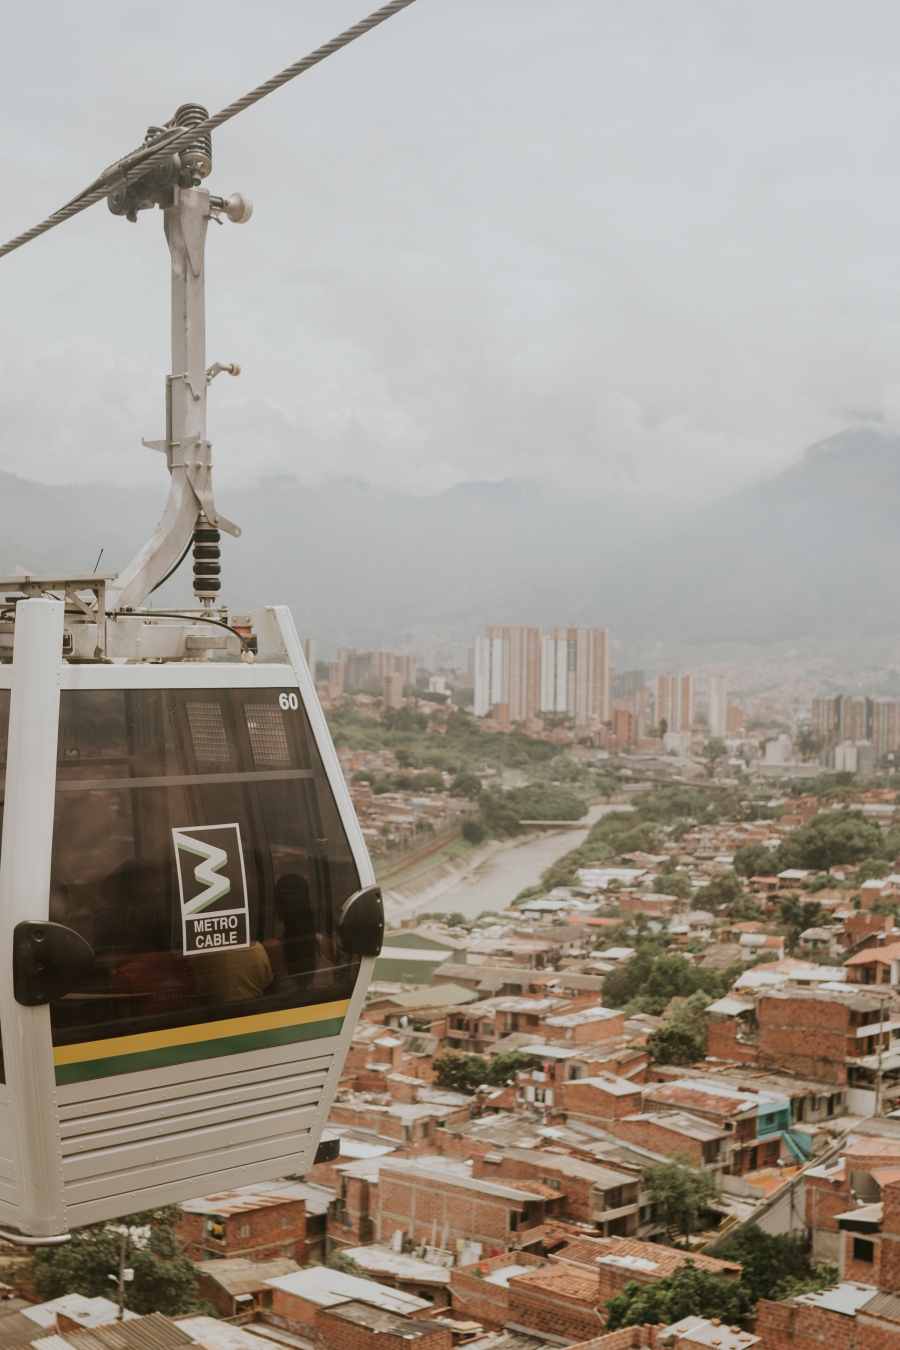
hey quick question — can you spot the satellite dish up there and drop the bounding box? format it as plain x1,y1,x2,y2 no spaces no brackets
0,0,416,1244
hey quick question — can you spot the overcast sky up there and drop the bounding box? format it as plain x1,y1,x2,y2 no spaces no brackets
2,1,900,504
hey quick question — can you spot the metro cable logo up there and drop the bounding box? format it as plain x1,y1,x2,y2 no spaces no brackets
173,823,250,955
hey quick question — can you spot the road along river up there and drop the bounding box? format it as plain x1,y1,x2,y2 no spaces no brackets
383,803,630,924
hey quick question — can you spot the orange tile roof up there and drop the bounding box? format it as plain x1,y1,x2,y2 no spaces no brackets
843,1137,900,1160
844,942,900,966
507,1179,567,1200
549,1236,741,1280
507,1262,599,1305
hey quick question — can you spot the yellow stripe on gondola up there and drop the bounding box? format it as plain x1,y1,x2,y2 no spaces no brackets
53,998,352,1067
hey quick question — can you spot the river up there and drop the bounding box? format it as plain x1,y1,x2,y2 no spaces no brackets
387,802,628,922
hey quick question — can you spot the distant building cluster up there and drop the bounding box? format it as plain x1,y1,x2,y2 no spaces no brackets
472,625,611,728
471,625,739,750
313,647,419,705
813,694,900,754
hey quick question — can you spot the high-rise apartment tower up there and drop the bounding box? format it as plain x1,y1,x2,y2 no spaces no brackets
656,672,694,733
540,627,610,727
473,626,542,722
708,675,727,739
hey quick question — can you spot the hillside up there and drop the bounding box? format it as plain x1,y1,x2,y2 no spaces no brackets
1,427,897,660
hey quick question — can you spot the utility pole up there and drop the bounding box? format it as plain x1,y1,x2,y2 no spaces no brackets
117,1231,127,1321
109,1229,133,1320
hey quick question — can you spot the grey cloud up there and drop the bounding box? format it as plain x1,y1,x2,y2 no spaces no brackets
3,3,900,502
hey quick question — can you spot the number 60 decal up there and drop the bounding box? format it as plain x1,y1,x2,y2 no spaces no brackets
279,692,299,711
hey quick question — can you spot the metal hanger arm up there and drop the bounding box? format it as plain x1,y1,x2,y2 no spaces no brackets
0,0,418,261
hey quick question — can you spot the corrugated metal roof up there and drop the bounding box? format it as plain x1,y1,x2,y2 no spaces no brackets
795,1283,878,1316
264,1269,428,1314
861,1289,900,1321
0,1316,52,1350
195,1259,299,1296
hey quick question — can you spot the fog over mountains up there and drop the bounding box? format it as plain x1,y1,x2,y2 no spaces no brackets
0,427,896,665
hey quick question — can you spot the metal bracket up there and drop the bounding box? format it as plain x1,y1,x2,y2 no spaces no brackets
0,1229,71,1248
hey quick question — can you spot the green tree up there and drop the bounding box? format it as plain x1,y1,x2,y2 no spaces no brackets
647,992,710,1066
703,738,728,770
655,870,693,901
604,1262,754,1332
431,1048,534,1091
796,728,824,759
733,843,775,878
642,1158,721,1243
600,941,666,1010
462,819,487,845
328,1251,371,1278
774,809,884,872
712,1225,816,1303
432,1049,490,1092
857,857,892,883
451,772,482,799
694,870,753,916
32,1208,202,1316
484,1051,537,1085
779,894,824,952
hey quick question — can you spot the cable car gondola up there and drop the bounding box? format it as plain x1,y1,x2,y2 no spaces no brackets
0,1,417,1243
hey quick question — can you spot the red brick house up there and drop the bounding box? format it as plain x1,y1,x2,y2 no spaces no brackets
376,1159,559,1255
194,1256,298,1317
313,1301,451,1350
177,1190,307,1264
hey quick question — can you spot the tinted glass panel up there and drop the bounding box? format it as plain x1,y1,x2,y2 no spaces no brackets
0,688,8,1081
49,687,361,1048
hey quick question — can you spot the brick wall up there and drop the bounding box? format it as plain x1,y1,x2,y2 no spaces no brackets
757,996,849,1084
449,1252,549,1326
880,1178,900,1292
565,1330,661,1350
271,1288,323,1332
607,1117,703,1166
314,1308,452,1350
755,1298,900,1350
841,1230,882,1286
540,1011,626,1045
706,1020,758,1064
805,1168,851,1263
176,1211,205,1261
472,1153,616,1226
195,1271,275,1318
507,1273,604,1342
175,1199,307,1264
328,1175,376,1250
561,1080,643,1122
378,1172,523,1254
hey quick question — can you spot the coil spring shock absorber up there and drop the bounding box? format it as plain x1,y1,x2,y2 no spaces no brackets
193,513,220,605
171,103,212,184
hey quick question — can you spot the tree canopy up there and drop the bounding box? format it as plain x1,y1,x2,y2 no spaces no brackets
774,809,885,871
432,1048,535,1092
713,1225,822,1303
647,992,711,1066
604,1262,754,1332
31,1208,202,1316
603,948,740,1016
641,1158,721,1242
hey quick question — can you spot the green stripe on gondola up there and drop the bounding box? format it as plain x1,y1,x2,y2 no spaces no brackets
54,1014,346,1084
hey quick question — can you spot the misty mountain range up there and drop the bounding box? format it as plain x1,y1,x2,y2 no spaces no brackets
0,427,897,665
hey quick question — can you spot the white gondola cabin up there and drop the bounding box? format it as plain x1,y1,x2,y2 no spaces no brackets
0,82,394,1241
0,598,381,1240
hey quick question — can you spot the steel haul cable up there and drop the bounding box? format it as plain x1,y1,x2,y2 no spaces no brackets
0,0,417,260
